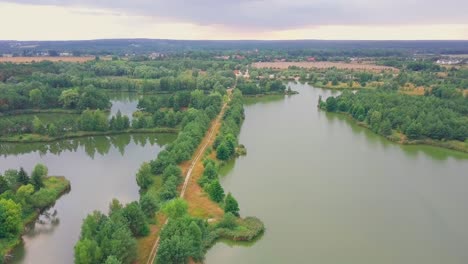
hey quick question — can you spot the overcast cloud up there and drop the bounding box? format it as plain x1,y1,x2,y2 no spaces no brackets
5,0,468,30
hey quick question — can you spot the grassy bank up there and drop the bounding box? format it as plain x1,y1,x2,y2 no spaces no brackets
311,82,377,90
215,217,265,241
0,127,179,143
389,134,468,154
337,112,468,154
0,109,82,117
0,176,71,260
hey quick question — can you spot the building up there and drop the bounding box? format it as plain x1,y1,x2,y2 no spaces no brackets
233,69,250,79
214,55,230,60
436,59,462,65
149,52,164,60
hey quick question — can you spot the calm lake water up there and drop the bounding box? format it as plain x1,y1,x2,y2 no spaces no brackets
0,95,175,264
206,83,468,264
108,92,140,119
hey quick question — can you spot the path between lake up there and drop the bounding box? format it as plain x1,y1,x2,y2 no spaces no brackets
145,89,233,264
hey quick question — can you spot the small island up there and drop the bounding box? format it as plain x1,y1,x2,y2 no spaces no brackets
0,164,70,261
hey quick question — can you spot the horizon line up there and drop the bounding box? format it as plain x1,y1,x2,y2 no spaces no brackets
1,38,468,42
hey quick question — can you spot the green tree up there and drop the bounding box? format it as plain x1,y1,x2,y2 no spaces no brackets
224,134,237,156
31,163,48,190
32,116,46,134
136,162,153,190
74,239,102,264
162,164,182,182
216,212,237,229
101,221,137,264
203,161,218,180
108,198,123,215
104,256,122,264
79,109,95,131
0,175,9,194
16,184,34,206
47,123,59,137
325,97,338,112
17,167,29,186
3,170,19,190
216,143,230,161
207,180,225,203
224,193,239,216
140,192,159,218
190,89,205,109
78,85,111,110
93,110,109,131
188,221,203,259
0,199,22,238
406,122,423,140
162,198,188,219
29,88,43,108
379,119,392,136
59,88,80,108
121,202,149,237
156,234,191,264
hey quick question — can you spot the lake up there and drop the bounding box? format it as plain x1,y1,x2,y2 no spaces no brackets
206,83,468,264
0,94,175,264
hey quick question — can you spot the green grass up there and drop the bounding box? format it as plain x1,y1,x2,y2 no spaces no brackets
0,109,81,117
0,128,179,143
403,139,468,153
216,217,265,242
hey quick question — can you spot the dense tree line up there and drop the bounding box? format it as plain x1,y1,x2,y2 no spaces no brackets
74,199,149,264
156,198,244,264
156,199,209,264
0,83,110,113
0,110,123,137
0,59,236,104
321,90,468,141
214,90,245,161
237,78,286,95
0,107,184,138
198,158,240,215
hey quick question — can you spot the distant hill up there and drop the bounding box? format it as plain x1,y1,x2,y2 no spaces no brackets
1,39,468,56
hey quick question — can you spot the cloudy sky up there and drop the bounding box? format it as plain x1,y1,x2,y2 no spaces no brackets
1,0,468,40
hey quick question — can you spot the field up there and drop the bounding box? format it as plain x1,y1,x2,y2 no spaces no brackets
0,56,96,63
444,54,468,59
252,61,398,72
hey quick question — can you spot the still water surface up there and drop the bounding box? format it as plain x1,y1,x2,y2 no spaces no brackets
206,83,468,264
0,94,175,264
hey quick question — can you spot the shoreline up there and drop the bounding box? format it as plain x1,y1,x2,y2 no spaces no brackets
332,111,468,154
1,176,71,262
0,109,82,117
0,128,179,143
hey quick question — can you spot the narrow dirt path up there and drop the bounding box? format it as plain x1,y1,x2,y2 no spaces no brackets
145,90,232,264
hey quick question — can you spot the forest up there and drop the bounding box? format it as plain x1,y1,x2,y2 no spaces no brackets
321,90,467,142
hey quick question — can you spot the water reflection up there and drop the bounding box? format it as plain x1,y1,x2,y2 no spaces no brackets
108,91,140,119
1,132,175,264
0,133,175,157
